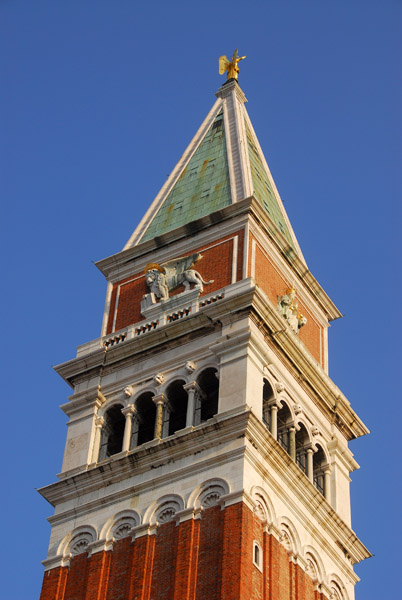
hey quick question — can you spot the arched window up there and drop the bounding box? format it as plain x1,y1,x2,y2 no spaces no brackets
253,540,262,571
197,368,219,422
313,444,326,495
262,379,274,428
277,403,292,454
166,379,188,436
295,423,310,475
136,392,157,446
99,404,125,460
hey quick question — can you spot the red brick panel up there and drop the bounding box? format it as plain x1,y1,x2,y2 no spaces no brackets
127,534,156,600
237,229,245,281
39,503,334,600
106,537,132,600
64,553,89,600
40,566,68,600
150,521,178,600
114,277,145,332
267,534,281,600
251,514,264,600
254,242,323,366
106,231,245,335
85,551,111,600
173,518,200,600
220,503,243,599
196,506,223,600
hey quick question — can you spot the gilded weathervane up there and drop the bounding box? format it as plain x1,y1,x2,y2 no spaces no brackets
219,48,246,81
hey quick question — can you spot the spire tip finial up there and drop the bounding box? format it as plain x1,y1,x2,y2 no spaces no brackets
219,48,246,81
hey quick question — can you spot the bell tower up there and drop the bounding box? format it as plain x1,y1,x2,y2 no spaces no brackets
39,70,370,600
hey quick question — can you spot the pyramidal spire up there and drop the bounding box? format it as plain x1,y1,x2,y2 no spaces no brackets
124,79,305,264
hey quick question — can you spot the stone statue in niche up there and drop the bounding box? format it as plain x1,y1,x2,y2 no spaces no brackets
277,287,307,334
143,253,214,303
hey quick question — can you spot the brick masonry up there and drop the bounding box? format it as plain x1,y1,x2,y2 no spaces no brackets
252,237,324,366
40,501,328,600
106,230,244,335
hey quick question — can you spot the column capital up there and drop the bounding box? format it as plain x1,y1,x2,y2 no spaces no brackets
121,405,136,417
183,381,200,393
95,416,105,428
152,393,166,406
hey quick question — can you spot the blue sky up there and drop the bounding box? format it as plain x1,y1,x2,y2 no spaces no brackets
0,1,399,598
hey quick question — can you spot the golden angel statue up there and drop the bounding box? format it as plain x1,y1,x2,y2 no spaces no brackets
219,49,246,81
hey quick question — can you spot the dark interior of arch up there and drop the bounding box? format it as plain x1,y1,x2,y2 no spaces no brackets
166,379,188,435
136,392,156,445
103,404,125,458
313,444,326,494
277,403,292,454
197,368,219,422
295,423,309,473
262,379,274,426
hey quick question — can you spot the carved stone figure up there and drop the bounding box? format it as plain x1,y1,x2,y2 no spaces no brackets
144,253,214,302
185,361,196,374
219,48,246,81
277,287,307,334
153,373,165,386
124,385,134,397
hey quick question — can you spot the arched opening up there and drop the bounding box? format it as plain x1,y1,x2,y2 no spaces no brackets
277,403,292,454
166,379,188,435
295,423,310,475
262,378,274,428
99,404,125,460
197,368,219,422
313,444,326,495
136,392,156,446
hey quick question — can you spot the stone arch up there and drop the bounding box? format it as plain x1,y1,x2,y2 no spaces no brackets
145,494,185,525
278,517,301,556
58,525,97,558
328,574,349,600
250,485,276,525
191,360,219,381
188,478,230,509
303,545,325,584
98,398,128,418
102,510,141,542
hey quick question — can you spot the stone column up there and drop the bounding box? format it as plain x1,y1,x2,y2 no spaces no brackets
289,426,296,461
92,416,104,463
306,448,314,482
324,469,331,502
152,394,166,439
121,405,136,452
270,404,278,440
183,382,198,428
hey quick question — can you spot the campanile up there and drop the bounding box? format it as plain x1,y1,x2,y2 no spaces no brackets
39,61,370,600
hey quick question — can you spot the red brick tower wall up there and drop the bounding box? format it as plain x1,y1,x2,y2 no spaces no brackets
105,231,244,335
40,501,328,600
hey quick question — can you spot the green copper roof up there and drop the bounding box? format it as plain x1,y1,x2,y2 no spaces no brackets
140,112,231,242
246,121,295,250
